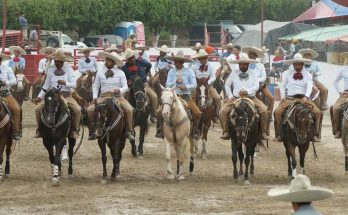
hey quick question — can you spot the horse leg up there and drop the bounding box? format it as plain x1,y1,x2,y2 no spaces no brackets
285,145,292,180
164,139,174,180
116,138,126,179
250,145,256,177
67,137,76,177
130,139,137,158
238,146,244,178
244,146,251,185
98,139,108,181
138,125,146,157
111,138,122,179
231,141,238,181
5,139,12,176
289,144,297,180
189,138,195,174
0,139,5,181
299,143,310,175
52,139,65,185
177,138,190,181
43,138,55,176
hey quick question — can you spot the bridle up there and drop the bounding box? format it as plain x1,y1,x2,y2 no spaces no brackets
134,90,148,112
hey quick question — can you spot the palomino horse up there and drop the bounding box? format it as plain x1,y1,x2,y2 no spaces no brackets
0,96,13,181
11,67,28,106
195,83,215,159
229,98,260,184
94,97,127,181
128,77,150,158
38,88,76,185
161,89,195,180
282,102,317,180
338,105,348,174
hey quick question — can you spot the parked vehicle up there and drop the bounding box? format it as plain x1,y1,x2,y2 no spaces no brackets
83,35,123,48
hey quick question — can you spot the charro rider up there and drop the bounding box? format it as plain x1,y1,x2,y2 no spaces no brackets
76,47,98,88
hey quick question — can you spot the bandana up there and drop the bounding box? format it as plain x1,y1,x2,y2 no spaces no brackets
105,69,114,79
128,65,138,73
54,69,65,76
239,72,249,80
293,72,303,80
85,58,91,63
199,64,208,72
13,57,20,63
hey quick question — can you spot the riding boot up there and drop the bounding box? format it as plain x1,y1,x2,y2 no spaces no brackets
155,116,164,138
192,119,200,140
213,105,220,123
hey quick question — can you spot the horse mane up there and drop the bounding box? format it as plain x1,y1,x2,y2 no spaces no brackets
172,91,186,114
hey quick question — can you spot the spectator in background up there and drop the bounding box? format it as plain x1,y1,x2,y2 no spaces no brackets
224,28,234,44
125,33,137,50
19,14,28,41
221,43,234,59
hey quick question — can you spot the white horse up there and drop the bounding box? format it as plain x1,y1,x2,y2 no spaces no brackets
161,89,195,180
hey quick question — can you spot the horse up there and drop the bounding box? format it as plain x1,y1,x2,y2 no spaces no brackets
152,68,170,102
282,103,316,180
11,67,28,106
161,89,195,180
94,97,127,181
228,98,260,184
128,77,150,158
0,96,13,181
337,105,348,174
195,82,215,159
38,88,76,185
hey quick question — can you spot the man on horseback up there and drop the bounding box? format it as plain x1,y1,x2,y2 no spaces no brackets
76,47,98,88
274,53,321,142
0,53,21,140
191,49,221,121
243,47,274,119
153,45,172,81
220,53,270,140
33,50,81,139
87,51,135,141
298,48,328,111
155,50,201,139
135,44,150,63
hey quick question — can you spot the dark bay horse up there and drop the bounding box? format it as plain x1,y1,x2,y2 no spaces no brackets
152,68,169,102
282,103,316,180
335,104,348,174
39,88,76,185
94,97,127,181
195,82,215,159
128,77,150,158
229,98,260,184
0,97,13,181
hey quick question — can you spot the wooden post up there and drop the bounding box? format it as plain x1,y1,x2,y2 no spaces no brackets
1,0,7,53
260,0,264,48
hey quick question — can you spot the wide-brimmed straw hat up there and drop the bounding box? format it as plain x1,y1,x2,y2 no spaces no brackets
9,46,25,55
134,44,150,51
261,46,269,52
156,45,170,53
105,44,123,53
121,48,142,60
39,47,56,55
192,49,213,59
298,48,319,59
222,43,234,49
242,47,264,58
77,47,95,54
191,42,205,51
268,174,333,203
50,50,74,62
284,53,312,65
98,51,125,67
229,53,258,64
165,50,192,63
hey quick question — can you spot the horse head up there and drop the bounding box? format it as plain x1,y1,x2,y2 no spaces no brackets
196,84,209,110
161,88,176,120
132,77,147,112
43,88,62,126
293,104,314,144
94,98,115,138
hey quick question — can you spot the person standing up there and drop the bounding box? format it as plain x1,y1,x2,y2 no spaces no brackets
124,33,137,50
221,43,234,59
19,14,28,41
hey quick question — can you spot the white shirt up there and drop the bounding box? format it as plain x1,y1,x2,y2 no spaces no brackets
38,58,55,74
225,54,239,72
155,57,171,71
38,64,76,99
334,66,348,93
225,69,259,98
281,69,313,98
93,66,128,99
78,56,98,74
0,65,16,91
249,62,266,83
191,62,216,85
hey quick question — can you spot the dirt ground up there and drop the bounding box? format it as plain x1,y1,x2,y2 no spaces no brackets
0,101,347,215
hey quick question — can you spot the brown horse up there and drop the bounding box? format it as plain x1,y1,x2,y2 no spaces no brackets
195,81,215,159
0,97,13,181
282,102,317,180
337,105,348,174
152,68,170,102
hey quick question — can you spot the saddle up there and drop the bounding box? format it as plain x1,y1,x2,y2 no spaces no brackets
1,98,11,115
230,97,258,118
178,97,193,121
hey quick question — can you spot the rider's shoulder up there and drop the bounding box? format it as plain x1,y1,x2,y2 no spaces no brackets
0,65,12,73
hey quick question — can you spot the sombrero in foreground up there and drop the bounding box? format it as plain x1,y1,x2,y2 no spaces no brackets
229,53,258,64
242,47,264,58
50,50,74,62
165,50,192,62
284,53,312,65
9,46,26,55
98,51,125,67
268,174,333,203
298,48,319,59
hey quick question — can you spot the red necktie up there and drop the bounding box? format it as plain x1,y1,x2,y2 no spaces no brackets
13,57,20,62
293,72,303,80
128,65,138,72
236,55,240,60
199,64,208,72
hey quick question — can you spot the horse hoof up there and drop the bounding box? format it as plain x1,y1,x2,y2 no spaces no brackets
166,174,175,180
201,154,207,159
4,174,10,178
177,175,185,181
250,173,254,178
115,174,121,179
68,174,73,179
51,179,60,186
138,155,144,160
244,180,251,185
100,179,107,184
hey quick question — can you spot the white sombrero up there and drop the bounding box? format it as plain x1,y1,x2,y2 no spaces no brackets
121,48,142,60
50,50,74,62
165,50,192,63
156,45,171,53
229,53,258,64
192,49,213,59
222,43,234,49
105,44,123,53
191,42,205,51
77,47,95,54
284,53,312,65
9,46,26,55
98,51,125,67
298,48,319,59
134,44,150,51
0,53,11,61
261,46,269,52
268,174,333,203
39,47,56,55
242,47,264,58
